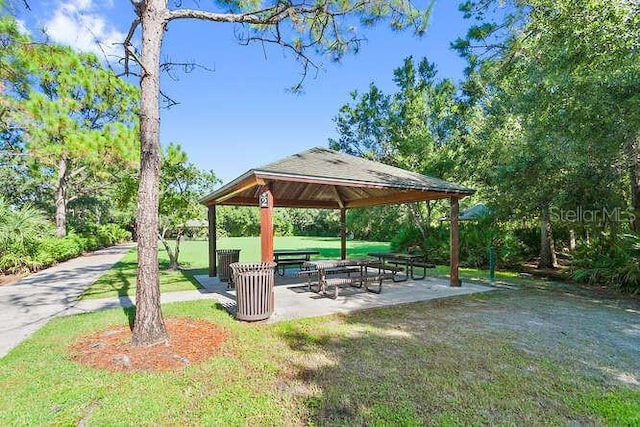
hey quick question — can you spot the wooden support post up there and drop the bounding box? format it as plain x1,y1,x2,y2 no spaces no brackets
450,197,461,287
208,205,217,277
340,208,347,260
259,186,274,262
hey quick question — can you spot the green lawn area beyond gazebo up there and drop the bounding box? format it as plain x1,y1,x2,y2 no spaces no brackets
80,237,391,300
214,236,392,262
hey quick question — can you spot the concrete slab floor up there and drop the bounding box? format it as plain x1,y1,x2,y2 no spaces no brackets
194,273,499,323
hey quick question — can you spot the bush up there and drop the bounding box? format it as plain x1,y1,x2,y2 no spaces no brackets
496,233,529,267
0,250,43,274
96,223,131,246
571,233,640,293
36,234,85,266
0,219,132,274
389,220,534,269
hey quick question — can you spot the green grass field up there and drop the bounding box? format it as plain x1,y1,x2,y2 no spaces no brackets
81,236,538,300
1,296,637,425
3,237,639,425
81,237,390,300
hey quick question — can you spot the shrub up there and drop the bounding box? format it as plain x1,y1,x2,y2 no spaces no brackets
95,223,131,246
0,199,52,273
571,233,640,293
36,234,84,265
0,250,43,274
496,233,529,267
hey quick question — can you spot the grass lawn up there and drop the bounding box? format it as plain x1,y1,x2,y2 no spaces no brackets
5,237,637,424
80,237,390,300
425,264,537,286
1,288,638,425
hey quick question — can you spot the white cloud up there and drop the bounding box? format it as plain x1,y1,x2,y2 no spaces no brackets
43,0,126,60
15,19,30,35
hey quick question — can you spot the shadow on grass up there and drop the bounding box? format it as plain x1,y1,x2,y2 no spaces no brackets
80,261,205,301
274,284,640,425
123,305,136,330
274,311,446,424
79,259,137,299
177,267,207,289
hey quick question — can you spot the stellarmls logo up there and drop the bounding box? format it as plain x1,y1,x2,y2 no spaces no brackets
550,206,637,223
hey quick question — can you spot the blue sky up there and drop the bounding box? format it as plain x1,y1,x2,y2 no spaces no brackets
15,0,472,184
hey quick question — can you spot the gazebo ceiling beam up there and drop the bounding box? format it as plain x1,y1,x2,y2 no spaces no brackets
287,181,308,201
215,176,264,204
216,189,460,209
331,185,345,209
217,196,341,209
345,191,455,208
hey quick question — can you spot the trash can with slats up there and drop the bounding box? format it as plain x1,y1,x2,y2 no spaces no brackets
216,249,241,285
229,262,276,321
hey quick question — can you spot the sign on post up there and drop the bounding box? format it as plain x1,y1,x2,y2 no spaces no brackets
259,191,270,208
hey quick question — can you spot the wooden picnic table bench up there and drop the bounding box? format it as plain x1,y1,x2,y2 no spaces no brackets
367,252,434,281
274,250,320,276
302,259,396,299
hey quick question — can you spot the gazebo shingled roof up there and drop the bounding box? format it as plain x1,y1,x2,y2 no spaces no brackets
200,147,474,209
201,147,474,287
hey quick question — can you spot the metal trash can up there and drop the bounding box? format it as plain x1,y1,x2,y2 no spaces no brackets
229,262,276,321
217,249,241,284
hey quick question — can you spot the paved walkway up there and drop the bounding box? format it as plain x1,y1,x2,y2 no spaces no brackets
0,244,135,358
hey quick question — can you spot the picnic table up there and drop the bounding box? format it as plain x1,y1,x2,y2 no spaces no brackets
367,252,433,281
273,250,320,276
300,258,395,298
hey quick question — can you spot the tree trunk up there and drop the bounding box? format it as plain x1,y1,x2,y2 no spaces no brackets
538,205,558,269
158,233,180,270
55,157,68,237
628,135,640,233
173,233,181,269
407,202,428,243
132,0,169,347
569,228,576,252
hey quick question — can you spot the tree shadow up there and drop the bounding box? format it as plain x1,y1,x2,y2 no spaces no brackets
123,305,136,330
177,267,207,290
273,288,640,424
77,260,137,299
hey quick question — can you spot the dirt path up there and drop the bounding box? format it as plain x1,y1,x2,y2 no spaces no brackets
441,280,640,387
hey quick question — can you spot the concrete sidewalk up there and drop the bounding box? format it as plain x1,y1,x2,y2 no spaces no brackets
194,274,497,322
0,244,135,358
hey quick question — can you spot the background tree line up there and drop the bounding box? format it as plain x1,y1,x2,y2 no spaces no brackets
0,14,218,274
329,0,640,292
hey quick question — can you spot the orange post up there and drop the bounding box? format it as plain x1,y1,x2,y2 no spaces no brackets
259,186,274,262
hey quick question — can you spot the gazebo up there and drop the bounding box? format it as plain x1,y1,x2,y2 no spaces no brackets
200,147,474,286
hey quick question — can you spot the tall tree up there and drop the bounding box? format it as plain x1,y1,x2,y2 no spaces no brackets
330,57,462,235
24,48,139,237
0,14,38,208
126,0,431,346
159,143,218,270
455,0,640,266
1,22,140,236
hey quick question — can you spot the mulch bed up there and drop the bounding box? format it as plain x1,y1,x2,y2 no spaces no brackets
69,318,226,372
0,273,24,286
